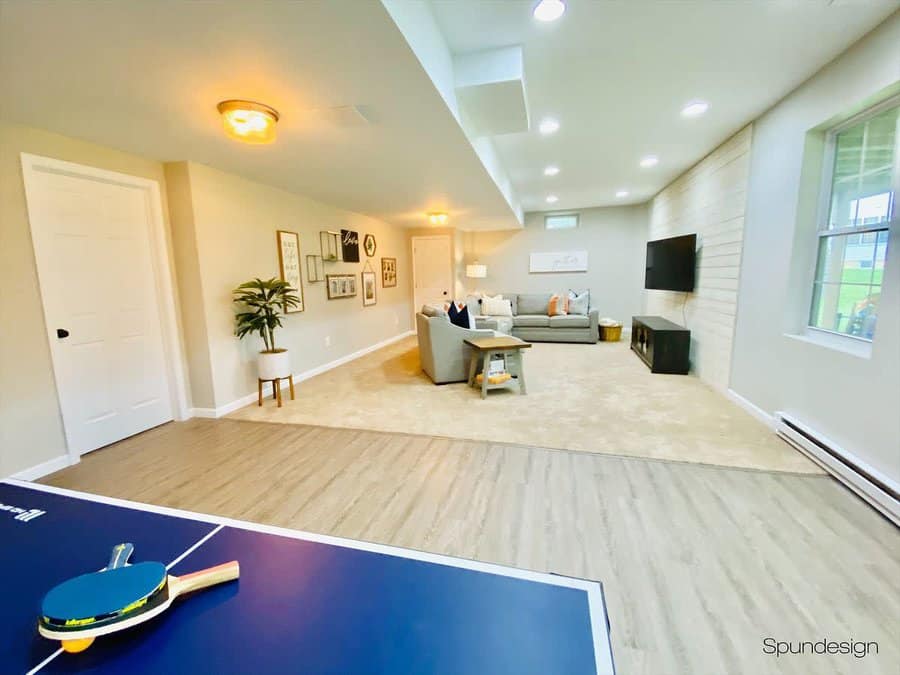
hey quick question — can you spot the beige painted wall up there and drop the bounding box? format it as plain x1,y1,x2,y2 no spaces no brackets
731,12,900,482
168,162,414,410
0,121,182,477
646,126,753,391
460,206,649,323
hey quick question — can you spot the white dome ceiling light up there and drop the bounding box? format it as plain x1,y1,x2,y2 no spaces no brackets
533,0,566,22
681,100,710,118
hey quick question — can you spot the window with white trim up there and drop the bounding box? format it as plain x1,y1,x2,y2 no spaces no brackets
809,100,898,341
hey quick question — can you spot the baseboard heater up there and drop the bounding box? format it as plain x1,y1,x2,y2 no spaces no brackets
775,413,899,527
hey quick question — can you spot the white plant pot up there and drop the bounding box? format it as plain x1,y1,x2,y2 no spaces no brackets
258,349,291,380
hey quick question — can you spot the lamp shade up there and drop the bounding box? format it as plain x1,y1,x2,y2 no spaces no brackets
466,264,487,279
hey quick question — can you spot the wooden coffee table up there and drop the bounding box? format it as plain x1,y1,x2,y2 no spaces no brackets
464,336,532,399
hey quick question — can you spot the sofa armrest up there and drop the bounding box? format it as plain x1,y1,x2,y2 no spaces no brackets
588,308,600,332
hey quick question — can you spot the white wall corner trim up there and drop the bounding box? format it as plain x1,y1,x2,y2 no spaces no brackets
10,454,78,481
196,331,415,419
726,388,775,429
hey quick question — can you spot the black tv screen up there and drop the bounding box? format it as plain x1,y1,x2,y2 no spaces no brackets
645,234,697,292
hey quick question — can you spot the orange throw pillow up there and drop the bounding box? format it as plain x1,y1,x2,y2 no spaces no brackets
548,294,569,316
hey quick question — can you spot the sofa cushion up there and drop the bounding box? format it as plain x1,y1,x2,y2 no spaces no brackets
482,295,513,316
517,293,552,315
421,303,448,319
549,314,590,328
448,302,473,329
548,294,569,316
464,294,483,315
514,314,550,328
498,294,518,315
568,290,590,315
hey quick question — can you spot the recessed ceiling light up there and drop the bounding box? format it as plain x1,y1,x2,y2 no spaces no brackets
217,99,279,144
427,212,449,225
640,155,659,168
544,165,560,176
681,100,710,118
546,195,559,204
615,190,629,198
533,0,566,22
539,118,560,135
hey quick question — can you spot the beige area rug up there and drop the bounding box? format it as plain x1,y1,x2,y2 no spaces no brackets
231,336,821,474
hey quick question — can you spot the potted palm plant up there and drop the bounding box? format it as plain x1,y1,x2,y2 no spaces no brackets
232,278,301,380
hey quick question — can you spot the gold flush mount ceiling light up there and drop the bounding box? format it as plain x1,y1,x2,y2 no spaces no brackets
217,100,279,144
428,212,449,226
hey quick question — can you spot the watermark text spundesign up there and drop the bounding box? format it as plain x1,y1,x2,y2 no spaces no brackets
763,638,878,659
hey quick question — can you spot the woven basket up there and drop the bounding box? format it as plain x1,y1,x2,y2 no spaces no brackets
600,324,622,342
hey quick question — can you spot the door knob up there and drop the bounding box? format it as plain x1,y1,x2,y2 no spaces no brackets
56,328,69,339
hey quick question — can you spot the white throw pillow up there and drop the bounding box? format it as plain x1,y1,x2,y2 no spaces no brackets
482,296,513,317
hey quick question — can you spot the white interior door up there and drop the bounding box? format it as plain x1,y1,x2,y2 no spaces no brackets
22,157,174,456
412,235,453,312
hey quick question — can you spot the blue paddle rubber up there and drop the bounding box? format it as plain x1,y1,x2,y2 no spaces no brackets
106,543,134,570
42,561,167,624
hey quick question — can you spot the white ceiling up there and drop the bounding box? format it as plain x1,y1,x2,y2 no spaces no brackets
430,0,899,213
0,1,520,230
1,1,897,231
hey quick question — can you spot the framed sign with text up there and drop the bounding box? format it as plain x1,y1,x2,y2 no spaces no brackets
277,230,304,313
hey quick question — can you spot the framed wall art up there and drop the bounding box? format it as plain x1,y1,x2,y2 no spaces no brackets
529,250,589,273
326,273,357,299
306,254,324,282
381,257,397,288
362,270,377,306
363,233,377,257
341,229,360,262
320,231,340,261
276,230,304,313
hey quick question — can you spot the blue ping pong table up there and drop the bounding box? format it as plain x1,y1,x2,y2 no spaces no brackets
2,479,615,674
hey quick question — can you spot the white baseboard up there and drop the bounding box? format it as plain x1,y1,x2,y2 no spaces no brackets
10,454,78,481
726,388,775,429
775,412,899,526
195,331,415,419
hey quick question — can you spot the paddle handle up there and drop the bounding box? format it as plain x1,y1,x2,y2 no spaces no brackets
173,561,240,596
107,543,134,570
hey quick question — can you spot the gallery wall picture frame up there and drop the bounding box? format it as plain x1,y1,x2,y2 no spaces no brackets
276,230,304,313
381,257,397,288
528,250,589,273
363,233,377,257
362,270,377,307
326,273,357,300
341,229,360,262
306,254,325,283
320,231,340,261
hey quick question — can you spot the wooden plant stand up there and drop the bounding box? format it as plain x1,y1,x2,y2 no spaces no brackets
258,376,295,408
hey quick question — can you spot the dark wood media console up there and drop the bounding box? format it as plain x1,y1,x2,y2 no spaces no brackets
630,316,690,374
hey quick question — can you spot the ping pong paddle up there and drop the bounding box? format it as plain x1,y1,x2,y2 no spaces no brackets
38,550,239,653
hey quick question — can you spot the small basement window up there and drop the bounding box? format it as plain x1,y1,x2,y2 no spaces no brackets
545,213,579,230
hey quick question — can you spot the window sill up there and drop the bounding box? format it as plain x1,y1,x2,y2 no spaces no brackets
783,329,872,359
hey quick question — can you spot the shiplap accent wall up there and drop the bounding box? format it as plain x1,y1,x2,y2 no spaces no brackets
645,125,753,391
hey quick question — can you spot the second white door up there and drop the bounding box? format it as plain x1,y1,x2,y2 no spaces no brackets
412,235,453,313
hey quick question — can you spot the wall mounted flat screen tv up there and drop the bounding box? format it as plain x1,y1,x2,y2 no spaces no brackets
645,234,697,292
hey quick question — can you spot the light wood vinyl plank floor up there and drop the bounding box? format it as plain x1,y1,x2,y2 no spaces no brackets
43,419,900,675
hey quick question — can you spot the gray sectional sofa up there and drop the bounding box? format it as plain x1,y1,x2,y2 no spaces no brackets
475,293,599,344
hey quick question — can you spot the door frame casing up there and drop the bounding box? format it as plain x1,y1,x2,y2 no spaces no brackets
20,153,190,466
410,234,453,324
